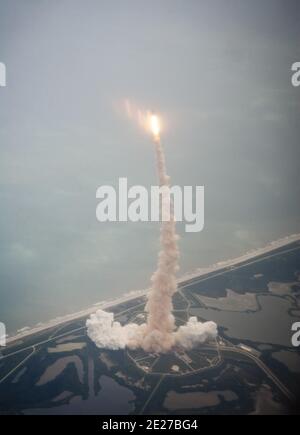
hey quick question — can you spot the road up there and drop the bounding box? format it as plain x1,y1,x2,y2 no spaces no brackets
0,242,298,404
180,244,300,290
0,301,146,383
139,375,166,415
5,237,299,346
0,347,36,385
219,344,295,402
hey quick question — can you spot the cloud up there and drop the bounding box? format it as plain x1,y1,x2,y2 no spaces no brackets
86,309,217,352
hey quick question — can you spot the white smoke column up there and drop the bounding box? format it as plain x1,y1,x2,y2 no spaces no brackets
86,109,218,353
141,118,179,352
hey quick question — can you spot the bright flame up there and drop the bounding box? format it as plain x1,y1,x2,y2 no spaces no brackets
121,99,162,139
150,114,160,138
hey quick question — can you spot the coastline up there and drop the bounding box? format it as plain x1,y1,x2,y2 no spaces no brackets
5,232,300,345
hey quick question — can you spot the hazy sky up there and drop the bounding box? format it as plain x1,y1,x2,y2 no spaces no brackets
0,0,299,331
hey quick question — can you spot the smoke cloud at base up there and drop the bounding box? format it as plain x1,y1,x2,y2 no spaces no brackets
86,309,218,352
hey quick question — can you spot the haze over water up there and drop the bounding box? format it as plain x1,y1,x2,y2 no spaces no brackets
0,1,299,332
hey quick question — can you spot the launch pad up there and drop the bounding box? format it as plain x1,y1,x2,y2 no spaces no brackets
1,238,298,414
124,291,221,376
126,340,222,377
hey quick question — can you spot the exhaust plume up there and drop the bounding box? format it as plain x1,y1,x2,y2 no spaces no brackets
87,108,217,353
140,122,179,352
